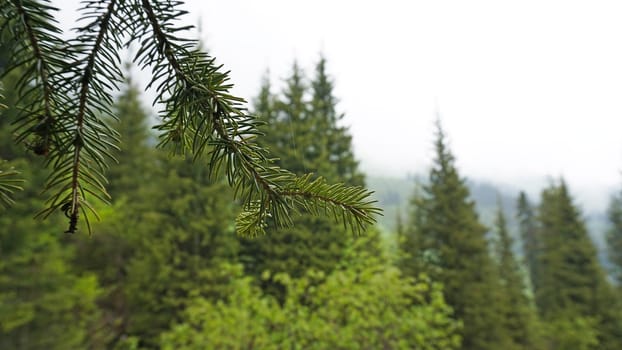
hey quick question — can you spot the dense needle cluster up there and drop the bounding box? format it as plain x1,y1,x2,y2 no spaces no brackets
0,0,381,235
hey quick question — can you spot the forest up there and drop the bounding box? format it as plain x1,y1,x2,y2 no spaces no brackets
2,1,622,349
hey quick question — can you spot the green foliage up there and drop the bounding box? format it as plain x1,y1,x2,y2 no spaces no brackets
534,180,622,349
535,180,606,317
493,203,543,350
106,77,155,199
69,81,241,348
0,88,24,208
0,161,100,349
5,4,622,350
121,163,239,346
398,179,427,276
68,77,158,347
607,189,622,285
240,58,378,300
0,56,100,349
516,191,539,290
0,0,379,236
401,121,507,350
541,316,600,350
0,161,23,208
161,256,461,350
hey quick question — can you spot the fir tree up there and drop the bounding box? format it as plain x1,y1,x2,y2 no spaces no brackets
71,77,159,347
516,191,539,291
240,60,367,298
106,73,155,199
0,65,100,349
122,157,239,347
309,55,364,186
493,202,542,350
404,120,506,350
74,80,240,347
535,180,622,349
606,190,622,286
398,178,427,277
535,180,604,317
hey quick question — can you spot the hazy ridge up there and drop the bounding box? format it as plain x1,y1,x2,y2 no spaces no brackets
367,175,611,262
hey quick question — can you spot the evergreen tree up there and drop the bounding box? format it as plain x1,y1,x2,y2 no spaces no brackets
240,60,365,298
268,62,311,174
309,56,364,186
71,77,160,347
493,202,542,350
516,191,539,291
399,179,427,277
606,190,622,286
161,256,461,350
535,180,622,349
122,158,239,347
535,180,603,317
74,80,240,347
0,66,100,349
106,74,155,199
403,121,506,350
604,189,622,350
0,169,101,350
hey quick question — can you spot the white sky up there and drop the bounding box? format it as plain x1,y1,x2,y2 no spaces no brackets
55,1,622,210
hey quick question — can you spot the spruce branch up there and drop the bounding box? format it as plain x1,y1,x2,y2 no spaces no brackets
0,164,24,209
0,89,24,209
136,0,380,236
1,0,381,235
24,0,122,234
1,0,68,154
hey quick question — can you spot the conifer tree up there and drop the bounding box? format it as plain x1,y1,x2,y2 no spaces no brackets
398,179,427,277
240,60,366,297
535,180,622,349
106,74,155,199
122,157,239,347
404,121,506,350
606,190,622,286
535,180,604,317
249,63,383,264
71,76,160,347
493,202,542,350
309,56,364,186
0,63,100,350
516,191,539,290
74,78,240,347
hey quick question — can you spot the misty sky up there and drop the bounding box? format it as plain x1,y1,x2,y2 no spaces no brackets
56,1,622,210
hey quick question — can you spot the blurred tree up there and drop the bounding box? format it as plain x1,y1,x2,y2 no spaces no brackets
535,180,622,349
0,65,100,349
516,191,539,291
398,179,427,277
541,316,600,350
121,157,239,348
402,120,507,350
309,56,365,187
160,252,461,350
71,78,159,347
105,74,156,199
240,59,377,301
493,202,543,350
606,189,622,286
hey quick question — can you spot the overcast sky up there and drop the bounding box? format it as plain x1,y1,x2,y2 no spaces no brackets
56,1,622,210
